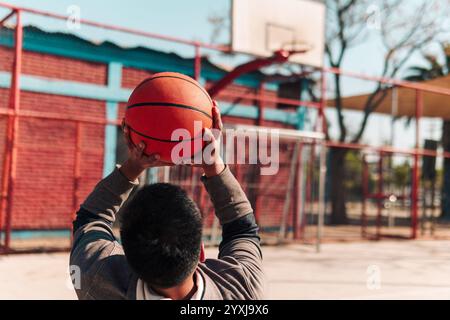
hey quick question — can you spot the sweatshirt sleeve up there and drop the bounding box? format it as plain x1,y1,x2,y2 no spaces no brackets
201,166,264,299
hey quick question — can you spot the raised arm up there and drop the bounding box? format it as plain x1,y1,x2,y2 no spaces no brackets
70,124,166,299
72,128,165,246
200,104,264,299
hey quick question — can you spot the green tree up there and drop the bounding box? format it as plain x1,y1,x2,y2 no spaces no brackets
392,161,411,190
344,151,363,199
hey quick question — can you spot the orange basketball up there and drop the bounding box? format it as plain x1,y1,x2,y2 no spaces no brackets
124,72,213,163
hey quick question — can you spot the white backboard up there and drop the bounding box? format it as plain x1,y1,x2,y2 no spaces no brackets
231,0,326,67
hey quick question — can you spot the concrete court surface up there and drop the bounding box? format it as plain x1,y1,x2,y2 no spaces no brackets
0,240,449,300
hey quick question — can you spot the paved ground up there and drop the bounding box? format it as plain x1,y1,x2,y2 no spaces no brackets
1,240,449,299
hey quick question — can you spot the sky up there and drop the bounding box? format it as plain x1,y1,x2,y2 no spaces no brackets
0,0,447,157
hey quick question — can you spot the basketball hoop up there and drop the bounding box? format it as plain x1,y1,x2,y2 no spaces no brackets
231,0,325,67
272,42,314,62
281,41,314,56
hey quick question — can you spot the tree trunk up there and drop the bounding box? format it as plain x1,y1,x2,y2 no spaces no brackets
329,147,349,225
442,120,450,218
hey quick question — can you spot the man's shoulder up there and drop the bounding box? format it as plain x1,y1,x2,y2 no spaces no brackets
198,257,264,300
71,239,136,300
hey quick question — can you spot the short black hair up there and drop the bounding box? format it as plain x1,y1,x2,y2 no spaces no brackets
120,183,202,288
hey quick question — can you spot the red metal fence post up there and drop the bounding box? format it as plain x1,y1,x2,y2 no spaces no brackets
293,143,304,239
0,123,11,247
257,82,265,126
71,122,82,243
315,69,328,251
303,143,314,236
361,154,368,238
3,9,22,250
376,151,383,239
194,44,201,81
411,89,423,239
252,82,265,223
0,9,19,250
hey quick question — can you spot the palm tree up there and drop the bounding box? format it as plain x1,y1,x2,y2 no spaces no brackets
404,54,445,81
404,44,450,218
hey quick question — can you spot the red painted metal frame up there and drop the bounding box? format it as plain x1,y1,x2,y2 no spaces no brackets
70,122,82,244
0,108,121,126
0,3,450,252
252,82,265,224
361,151,417,240
0,9,21,252
323,68,442,242
218,90,321,110
194,45,201,81
293,142,304,240
208,50,291,98
361,154,368,238
303,141,315,237
0,9,14,26
376,153,384,239
325,67,450,96
411,89,423,239
326,140,450,158
359,89,427,240
0,2,229,52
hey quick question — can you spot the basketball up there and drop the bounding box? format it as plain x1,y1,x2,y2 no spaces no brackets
124,72,214,163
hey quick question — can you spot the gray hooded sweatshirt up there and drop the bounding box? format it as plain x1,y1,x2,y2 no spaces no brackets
70,166,264,300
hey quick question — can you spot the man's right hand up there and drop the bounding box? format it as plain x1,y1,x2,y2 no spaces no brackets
202,101,226,177
120,121,171,181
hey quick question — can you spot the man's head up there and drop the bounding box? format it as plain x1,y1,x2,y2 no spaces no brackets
120,183,202,288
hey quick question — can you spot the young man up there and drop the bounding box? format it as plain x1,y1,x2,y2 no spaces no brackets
70,104,264,300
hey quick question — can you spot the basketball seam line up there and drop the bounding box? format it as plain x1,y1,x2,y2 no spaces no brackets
133,75,213,105
127,102,213,119
127,124,206,143
128,136,204,160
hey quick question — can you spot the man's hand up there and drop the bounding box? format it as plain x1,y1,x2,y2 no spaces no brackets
202,101,226,177
120,101,225,181
120,122,170,181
